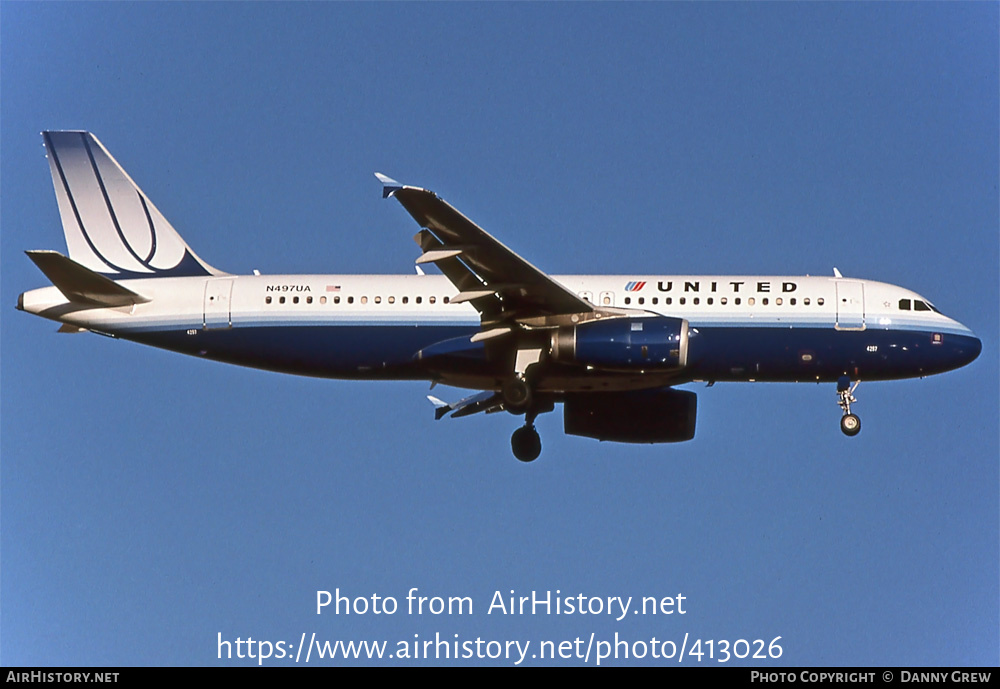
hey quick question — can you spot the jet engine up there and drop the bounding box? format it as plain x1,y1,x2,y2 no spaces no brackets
550,316,689,370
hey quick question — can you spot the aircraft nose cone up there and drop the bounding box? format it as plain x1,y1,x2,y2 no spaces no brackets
964,333,982,365
948,328,981,370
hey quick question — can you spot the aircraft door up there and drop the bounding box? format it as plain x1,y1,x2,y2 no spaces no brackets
204,279,234,329
835,281,865,330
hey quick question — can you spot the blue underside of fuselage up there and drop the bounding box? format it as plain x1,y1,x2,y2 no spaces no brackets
119,323,982,386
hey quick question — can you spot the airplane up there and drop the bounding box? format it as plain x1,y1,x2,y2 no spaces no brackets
18,131,982,462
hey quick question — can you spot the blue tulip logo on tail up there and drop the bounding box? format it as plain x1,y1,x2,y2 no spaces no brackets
42,131,223,279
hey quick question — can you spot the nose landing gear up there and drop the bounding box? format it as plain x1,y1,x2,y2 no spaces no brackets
837,376,861,437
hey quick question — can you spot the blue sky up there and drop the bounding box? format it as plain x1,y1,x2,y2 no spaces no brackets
2,2,996,666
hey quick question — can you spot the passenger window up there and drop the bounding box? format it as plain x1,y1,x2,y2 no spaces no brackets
720,297,727,305
361,296,368,304
638,297,644,305
429,296,436,304
375,296,381,304
348,296,354,304
761,298,768,305
279,296,286,304
817,298,825,306
748,297,755,306
293,296,299,304
307,296,313,304
388,296,395,304
775,298,782,306
265,296,272,304
666,297,673,305
402,296,408,304
321,296,328,304
803,298,810,305
734,298,741,305
652,297,658,305
443,296,450,304
693,297,700,305
679,297,686,305
416,297,422,304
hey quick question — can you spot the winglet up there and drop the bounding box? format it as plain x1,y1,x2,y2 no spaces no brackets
375,172,403,199
426,395,451,421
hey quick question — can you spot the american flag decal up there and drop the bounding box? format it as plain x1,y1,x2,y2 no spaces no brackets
326,285,341,292
624,281,646,292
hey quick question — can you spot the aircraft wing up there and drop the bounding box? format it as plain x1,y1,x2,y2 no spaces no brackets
376,174,593,321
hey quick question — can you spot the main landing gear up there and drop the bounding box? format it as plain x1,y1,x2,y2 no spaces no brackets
837,376,861,437
505,348,545,462
507,380,542,462
507,382,543,460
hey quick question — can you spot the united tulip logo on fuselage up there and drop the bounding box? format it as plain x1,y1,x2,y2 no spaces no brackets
624,281,646,292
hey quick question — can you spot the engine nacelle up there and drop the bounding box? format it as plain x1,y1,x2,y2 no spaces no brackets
550,316,689,370
564,388,697,443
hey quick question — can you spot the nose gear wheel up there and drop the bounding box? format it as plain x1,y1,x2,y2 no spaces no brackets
837,378,861,437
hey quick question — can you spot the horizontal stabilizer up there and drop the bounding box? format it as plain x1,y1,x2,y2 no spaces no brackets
26,250,150,307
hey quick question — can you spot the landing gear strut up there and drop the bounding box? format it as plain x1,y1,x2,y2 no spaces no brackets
837,376,861,437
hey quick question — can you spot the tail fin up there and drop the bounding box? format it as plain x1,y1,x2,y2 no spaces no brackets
42,131,224,278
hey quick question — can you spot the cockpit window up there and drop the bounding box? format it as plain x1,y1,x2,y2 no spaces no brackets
914,301,930,312
898,299,911,310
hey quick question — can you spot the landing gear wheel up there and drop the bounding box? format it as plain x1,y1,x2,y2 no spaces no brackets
836,378,861,437
511,425,541,462
502,377,532,410
840,413,861,437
